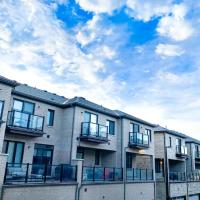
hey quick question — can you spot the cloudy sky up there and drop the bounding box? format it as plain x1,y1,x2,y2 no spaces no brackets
0,0,200,138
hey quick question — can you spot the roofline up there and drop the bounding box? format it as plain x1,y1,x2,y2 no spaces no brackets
0,77,19,87
64,102,119,118
12,90,64,107
154,130,187,139
185,139,200,145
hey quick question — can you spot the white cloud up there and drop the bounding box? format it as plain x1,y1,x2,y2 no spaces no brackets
157,4,194,41
156,44,185,57
75,0,123,14
126,0,172,22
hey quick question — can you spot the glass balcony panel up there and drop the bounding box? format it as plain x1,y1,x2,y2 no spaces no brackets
82,167,93,181
115,168,123,181
13,112,29,128
126,168,133,180
89,123,98,137
104,168,114,181
99,125,107,138
143,134,149,146
94,167,104,181
134,169,140,180
141,169,146,180
137,133,143,144
82,123,89,136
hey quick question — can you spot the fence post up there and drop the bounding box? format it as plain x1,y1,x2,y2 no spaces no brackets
60,164,64,182
25,163,29,183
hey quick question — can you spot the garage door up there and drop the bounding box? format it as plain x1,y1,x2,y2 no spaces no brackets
189,195,199,200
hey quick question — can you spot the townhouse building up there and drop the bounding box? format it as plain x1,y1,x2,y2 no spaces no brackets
155,126,200,200
186,137,200,173
0,75,155,200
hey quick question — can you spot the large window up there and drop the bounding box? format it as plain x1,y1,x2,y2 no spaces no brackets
176,138,181,146
3,140,24,164
76,147,84,159
0,100,4,119
47,109,55,126
84,112,97,123
126,153,132,168
106,120,115,135
130,123,140,133
13,99,34,114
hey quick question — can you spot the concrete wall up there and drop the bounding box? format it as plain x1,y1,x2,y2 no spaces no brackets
188,181,200,196
1,184,77,200
169,182,187,198
0,153,7,197
154,133,165,159
80,182,155,200
156,181,166,200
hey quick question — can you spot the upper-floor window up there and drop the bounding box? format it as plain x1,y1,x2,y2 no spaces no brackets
145,129,152,142
176,138,181,146
47,109,55,126
84,112,97,123
13,99,34,114
169,137,172,147
0,100,4,119
95,150,100,165
106,120,115,135
76,147,84,159
130,123,140,133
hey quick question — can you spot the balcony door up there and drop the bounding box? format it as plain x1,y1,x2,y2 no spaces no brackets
83,112,98,136
32,144,53,175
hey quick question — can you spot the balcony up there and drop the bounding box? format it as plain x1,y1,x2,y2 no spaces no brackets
176,145,188,158
129,132,149,149
6,111,45,137
80,122,108,143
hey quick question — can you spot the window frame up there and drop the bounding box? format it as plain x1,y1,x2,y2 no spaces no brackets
47,109,55,126
76,147,84,159
3,140,25,164
145,128,152,142
106,120,115,135
130,123,140,133
95,150,100,165
13,98,35,114
0,100,4,120
84,111,98,124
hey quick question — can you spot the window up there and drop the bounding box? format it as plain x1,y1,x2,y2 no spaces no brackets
76,147,84,159
106,120,115,135
13,99,34,114
155,158,164,173
95,150,100,165
0,100,4,119
3,140,24,164
130,123,140,133
126,153,132,168
176,138,181,146
47,109,55,126
145,129,152,142
84,112,97,123
169,137,172,147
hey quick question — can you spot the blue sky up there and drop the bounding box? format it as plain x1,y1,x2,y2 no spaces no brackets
0,0,200,138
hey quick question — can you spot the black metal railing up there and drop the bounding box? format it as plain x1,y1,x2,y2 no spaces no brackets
7,111,44,132
176,145,187,156
82,166,123,182
129,132,149,148
126,168,153,181
81,122,108,139
169,172,186,182
187,172,200,181
4,163,77,184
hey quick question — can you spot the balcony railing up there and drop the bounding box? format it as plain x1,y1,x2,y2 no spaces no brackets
4,163,77,184
176,145,188,157
80,122,108,143
7,111,44,136
129,132,149,148
82,166,123,182
169,172,186,182
126,168,153,181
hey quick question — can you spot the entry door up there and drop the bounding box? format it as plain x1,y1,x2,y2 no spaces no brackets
32,144,53,175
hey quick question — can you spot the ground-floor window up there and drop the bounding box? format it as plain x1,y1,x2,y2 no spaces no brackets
2,140,24,164
189,194,200,200
76,147,84,159
171,196,186,200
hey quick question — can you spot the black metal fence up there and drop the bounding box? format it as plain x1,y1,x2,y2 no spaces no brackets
4,163,77,184
82,166,123,182
169,172,186,182
126,168,153,181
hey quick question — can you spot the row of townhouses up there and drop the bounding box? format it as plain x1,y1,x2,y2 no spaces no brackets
0,75,199,200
